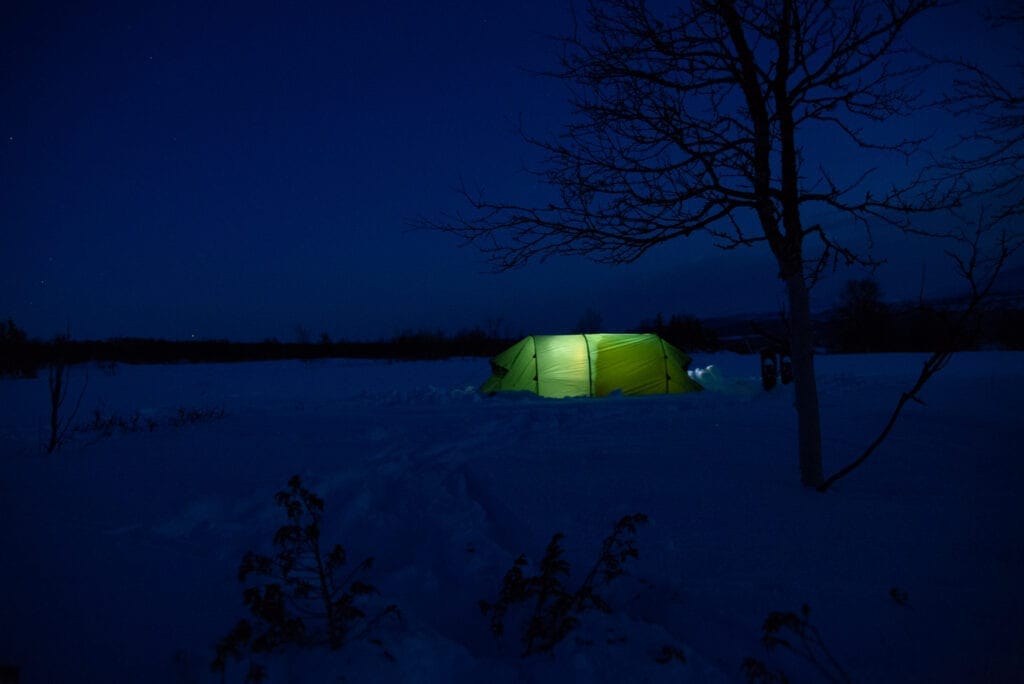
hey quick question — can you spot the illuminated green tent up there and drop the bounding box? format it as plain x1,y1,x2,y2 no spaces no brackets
481,333,703,398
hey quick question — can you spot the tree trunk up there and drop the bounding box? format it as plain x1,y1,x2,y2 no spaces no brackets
786,274,824,487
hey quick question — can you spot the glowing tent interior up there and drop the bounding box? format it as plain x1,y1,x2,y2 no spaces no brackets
481,333,704,398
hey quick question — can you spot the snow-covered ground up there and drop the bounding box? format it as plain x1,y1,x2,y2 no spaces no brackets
1,352,1021,682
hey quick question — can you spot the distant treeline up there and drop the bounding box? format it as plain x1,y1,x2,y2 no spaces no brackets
709,303,1024,354
640,278,1024,355
2,288,1022,376
822,299,1024,353
817,278,1024,354
0,321,513,378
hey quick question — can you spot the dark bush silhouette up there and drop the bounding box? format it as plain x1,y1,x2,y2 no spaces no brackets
212,475,399,682
480,513,648,657
743,604,849,684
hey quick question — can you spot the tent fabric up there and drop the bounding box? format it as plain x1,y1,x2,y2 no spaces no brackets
481,333,703,398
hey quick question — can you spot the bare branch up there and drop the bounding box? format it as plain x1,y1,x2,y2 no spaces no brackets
934,11,1024,222
818,215,1023,492
416,0,954,272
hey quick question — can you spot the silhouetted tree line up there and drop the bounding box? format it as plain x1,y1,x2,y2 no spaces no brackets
637,313,721,352
0,319,36,377
823,278,1024,353
3,293,1021,377
0,321,514,377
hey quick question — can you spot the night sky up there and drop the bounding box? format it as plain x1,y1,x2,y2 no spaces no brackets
1,1,1017,342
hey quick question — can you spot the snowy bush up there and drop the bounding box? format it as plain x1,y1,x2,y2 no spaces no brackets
743,604,849,684
212,475,400,682
74,405,223,444
480,513,648,657
168,405,226,427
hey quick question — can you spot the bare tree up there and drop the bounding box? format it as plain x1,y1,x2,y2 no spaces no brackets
939,6,1024,224
46,334,87,454
421,0,959,487
811,5,1024,490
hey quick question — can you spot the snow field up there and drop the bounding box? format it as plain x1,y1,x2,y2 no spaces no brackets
1,352,1022,682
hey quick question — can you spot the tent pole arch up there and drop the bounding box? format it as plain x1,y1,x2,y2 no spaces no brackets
529,335,539,395
658,336,669,393
583,334,593,396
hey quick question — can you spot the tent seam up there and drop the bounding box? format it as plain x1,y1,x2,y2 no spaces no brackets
529,335,538,395
583,334,593,396
658,335,669,394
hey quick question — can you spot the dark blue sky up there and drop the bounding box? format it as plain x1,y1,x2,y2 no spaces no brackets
1,1,1016,341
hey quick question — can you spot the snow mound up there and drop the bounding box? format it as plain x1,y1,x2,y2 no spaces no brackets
688,364,760,395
